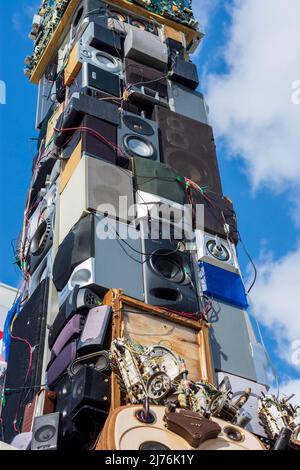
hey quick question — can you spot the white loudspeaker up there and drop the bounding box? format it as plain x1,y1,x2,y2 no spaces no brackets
195,231,240,274
59,155,135,243
124,28,168,71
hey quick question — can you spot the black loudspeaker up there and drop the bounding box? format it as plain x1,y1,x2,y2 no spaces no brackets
28,209,55,275
71,0,107,40
1,280,49,444
52,213,144,302
154,106,223,194
118,112,160,161
56,72,66,103
140,220,199,313
54,93,120,148
190,189,238,244
133,156,187,205
61,114,117,164
31,146,59,195
71,366,110,414
82,21,122,55
31,413,61,451
169,56,199,90
48,286,101,350
125,58,168,99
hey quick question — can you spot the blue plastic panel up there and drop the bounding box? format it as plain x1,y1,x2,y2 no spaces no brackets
199,261,249,309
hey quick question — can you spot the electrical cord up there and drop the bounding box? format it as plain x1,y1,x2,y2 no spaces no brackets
237,231,257,294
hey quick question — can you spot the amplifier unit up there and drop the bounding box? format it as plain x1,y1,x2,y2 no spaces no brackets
208,300,257,382
135,190,193,240
168,82,209,124
1,280,49,444
140,220,199,313
168,55,199,90
54,93,120,149
82,21,122,55
124,58,168,100
52,213,144,304
51,314,85,357
133,156,188,205
190,189,238,244
154,106,223,194
27,208,55,275
124,27,168,71
195,231,240,274
59,155,134,242
216,371,269,438
65,39,122,87
36,73,56,130
47,340,77,388
31,413,61,451
48,286,101,350
59,114,118,192
77,306,112,356
118,112,160,161
71,0,107,41
199,262,248,309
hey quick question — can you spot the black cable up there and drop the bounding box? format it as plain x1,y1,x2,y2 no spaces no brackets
238,231,257,294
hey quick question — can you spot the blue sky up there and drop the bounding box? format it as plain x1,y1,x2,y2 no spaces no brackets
0,1,299,396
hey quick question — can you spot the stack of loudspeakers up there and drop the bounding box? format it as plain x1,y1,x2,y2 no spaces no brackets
1,0,270,450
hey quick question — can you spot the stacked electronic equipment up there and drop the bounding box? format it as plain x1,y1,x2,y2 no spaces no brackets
1,0,299,451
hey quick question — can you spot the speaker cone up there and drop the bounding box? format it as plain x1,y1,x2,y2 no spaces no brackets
35,424,56,443
124,135,154,158
30,219,52,256
131,20,147,30
95,52,121,74
139,441,171,450
151,250,186,284
123,115,154,136
206,240,230,262
110,11,126,22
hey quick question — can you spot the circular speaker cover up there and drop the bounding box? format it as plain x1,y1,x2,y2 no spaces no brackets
151,250,186,284
35,424,56,443
123,115,154,136
139,441,170,451
124,135,154,158
94,51,121,74
206,240,231,262
30,218,53,257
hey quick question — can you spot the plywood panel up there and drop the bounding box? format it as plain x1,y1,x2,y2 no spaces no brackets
122,306,201,381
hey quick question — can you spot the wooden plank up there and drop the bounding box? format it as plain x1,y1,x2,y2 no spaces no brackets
30,0,80,84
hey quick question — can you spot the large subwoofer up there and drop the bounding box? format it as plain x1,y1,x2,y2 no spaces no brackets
154,106,223,194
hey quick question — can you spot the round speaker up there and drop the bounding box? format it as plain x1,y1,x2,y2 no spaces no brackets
72,377,84,400
131,19,147,31
110,10,126,22
139,441,171,451
30,218,53,257
94,51,121,74
151,250,186,284
206,240,231,262
123,115,154,136
35,425,56,443
224,427,244,443
124,135,155,159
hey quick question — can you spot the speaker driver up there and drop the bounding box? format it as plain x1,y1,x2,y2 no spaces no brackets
35,424,56,443
151,250,186,284
30,219,53,256
110,11,126,22
206,240,231,262
139,441,171,451
124,135,154,158
94,51,122,74
123,115,155,136
131,20,147,31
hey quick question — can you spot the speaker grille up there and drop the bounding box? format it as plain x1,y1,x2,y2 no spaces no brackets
154,106,223,194
1,279,49,444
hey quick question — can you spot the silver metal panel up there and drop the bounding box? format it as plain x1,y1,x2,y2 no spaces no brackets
124,28,168,71
209,301,257,382
217,371,269,438
168,81,209,124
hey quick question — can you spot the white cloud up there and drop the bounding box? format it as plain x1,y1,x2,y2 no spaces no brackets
205,0,300,191
249,244,300,370
280,379,300,406
193,0,220,30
